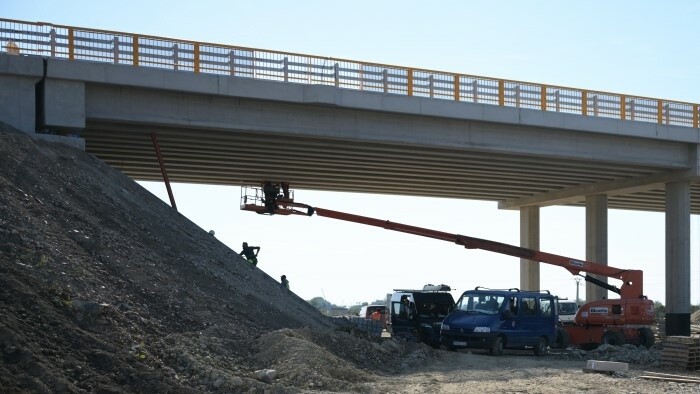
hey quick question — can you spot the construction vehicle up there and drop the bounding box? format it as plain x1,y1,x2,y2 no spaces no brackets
387,284,455,347
240,183,656,349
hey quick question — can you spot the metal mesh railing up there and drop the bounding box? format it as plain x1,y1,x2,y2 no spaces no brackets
1,18,697,129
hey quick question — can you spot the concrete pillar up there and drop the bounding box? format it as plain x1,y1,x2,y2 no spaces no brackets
0,54,44,133
665,180,691,336
585,195,608,302
520,206,540,291
0,74,39,133
42,79,86,130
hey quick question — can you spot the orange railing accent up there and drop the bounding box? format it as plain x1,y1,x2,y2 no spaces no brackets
1,18,697,128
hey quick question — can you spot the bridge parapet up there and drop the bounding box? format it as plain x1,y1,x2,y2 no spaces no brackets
1,17,698,129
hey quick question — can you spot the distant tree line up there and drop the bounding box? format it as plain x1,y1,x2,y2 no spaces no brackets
307,297,386,316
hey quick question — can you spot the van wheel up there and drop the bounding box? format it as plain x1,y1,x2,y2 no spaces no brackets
601,330,625,346
533,337,547,356
638,327,655,348
554,327,570,349
490,336,504,356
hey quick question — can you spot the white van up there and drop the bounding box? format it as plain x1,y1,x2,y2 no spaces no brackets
558,300,579,325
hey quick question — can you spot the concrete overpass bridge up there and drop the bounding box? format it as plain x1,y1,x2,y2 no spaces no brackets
1,18,698,335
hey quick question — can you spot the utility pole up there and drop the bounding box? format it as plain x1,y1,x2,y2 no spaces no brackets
573,277,582,304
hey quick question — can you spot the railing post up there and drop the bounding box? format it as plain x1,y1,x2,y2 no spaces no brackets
229,50,236,76
172,44,179,70
694,104,699,128
68,27,75,60
541,85,547,111
630,99,635,121
132,34,139,66
472,80,478,103
664,104,670,125
113,36,119,64
657,100,663,124
498,80,505,106
283,56,288,82
555,90,560,112
407,68,414,96
620,95,626,120
593,95,599,117
334,63,339,87
358,64,363,90
383,69,388,93
429,74,434,98
50,28,56,58
454,74,460,101
515,85,521,108
581,91,588,116
194,43,200,73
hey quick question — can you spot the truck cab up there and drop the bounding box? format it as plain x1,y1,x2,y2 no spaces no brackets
557,300,579,326
386,284,455,348
440,288,558,356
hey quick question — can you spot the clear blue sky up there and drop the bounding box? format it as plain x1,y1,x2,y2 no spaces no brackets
6,1,699,307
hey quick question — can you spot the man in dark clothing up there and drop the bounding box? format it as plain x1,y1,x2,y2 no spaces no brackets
240,242,260,266
280,275,290,290
262,182,280,214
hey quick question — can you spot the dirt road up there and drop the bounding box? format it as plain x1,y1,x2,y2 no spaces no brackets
366,349,699,394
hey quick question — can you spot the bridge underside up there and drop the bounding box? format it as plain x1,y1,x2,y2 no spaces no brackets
80,121,700,213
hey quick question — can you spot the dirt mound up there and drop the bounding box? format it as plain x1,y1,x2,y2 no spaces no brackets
691,310,700,324
0,124,435,392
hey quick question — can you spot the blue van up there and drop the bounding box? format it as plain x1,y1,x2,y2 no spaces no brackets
440,288,557,356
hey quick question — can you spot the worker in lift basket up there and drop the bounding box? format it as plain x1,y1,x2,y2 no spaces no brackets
239,242,260,266
262,182,280,214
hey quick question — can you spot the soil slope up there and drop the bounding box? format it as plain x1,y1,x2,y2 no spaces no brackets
0,124,435,393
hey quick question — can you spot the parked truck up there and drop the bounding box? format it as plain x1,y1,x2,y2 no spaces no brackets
240,183,655,349
386,284,455,347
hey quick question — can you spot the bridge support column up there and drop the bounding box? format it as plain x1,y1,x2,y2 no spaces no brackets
585,195,608,302
42,79,86,130
0,74,39,133
665,180,691,336
520,206,540,291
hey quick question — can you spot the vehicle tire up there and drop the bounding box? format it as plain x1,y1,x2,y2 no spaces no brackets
490,336,504,356
533,337,547,356
638,327,655,348
554,327,570,349
601,330,625,346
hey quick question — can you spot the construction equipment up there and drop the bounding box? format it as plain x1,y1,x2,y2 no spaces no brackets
240,183,656,348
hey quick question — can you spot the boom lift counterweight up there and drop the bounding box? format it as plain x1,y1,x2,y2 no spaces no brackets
240,184,656,348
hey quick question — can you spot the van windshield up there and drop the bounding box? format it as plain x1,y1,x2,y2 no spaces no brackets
559,302,578,315
455,293,505,315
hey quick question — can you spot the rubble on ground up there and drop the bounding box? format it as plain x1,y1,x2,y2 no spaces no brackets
554,343,662,367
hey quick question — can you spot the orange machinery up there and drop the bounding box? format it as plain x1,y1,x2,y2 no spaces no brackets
241,183,656,348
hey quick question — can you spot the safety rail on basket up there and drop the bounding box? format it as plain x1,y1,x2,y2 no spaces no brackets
240,183,312,216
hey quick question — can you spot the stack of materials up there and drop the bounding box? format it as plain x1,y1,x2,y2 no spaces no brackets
661,336,700,370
